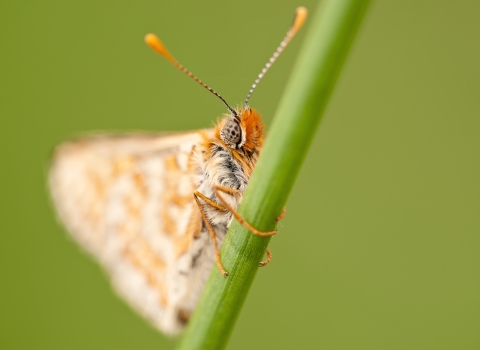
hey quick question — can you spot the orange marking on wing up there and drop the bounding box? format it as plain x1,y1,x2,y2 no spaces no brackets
175,235,191,257
191,209,202,239
82,203,104,230
118,218,167,272
188,145,199,174
113,156,136,176
165,154,181,172
171,193,192,207
138,240,167,271
117,214,140,239
199,131,215,160
125,195,142,220
162,206,177,236
124,245,169,308
158,290,169,309
175,206,202,257
85,170,108,227
161,154,196,236
88,169,107,198
133,172,148,198
163,155,187,235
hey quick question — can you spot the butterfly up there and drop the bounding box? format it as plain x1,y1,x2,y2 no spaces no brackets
49,7,307,335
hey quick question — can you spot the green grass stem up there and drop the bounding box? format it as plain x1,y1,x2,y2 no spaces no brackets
178,1,371,348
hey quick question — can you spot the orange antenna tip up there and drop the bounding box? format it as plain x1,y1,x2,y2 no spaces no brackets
145,32,236,115
144,33,174,62
244,6,308,106
292,7,308,37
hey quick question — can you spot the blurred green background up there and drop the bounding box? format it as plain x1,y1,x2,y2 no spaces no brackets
1,0,479,349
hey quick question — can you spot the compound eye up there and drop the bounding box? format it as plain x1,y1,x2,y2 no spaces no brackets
220,121,242,148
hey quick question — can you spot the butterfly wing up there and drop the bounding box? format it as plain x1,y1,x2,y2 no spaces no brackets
49,131,212,334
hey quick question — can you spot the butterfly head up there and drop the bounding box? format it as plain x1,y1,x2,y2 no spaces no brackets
217,107,264,152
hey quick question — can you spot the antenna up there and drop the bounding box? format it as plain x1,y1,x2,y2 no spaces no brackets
145,33,238,118
244,7,308,107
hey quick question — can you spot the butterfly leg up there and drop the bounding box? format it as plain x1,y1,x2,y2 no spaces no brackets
259,248,272,267
193,193,229,277
276,206,287,222
258,208,286,267
257,207,287,267
212,185,278,237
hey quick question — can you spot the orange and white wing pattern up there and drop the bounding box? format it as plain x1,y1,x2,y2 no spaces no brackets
49,131,211,334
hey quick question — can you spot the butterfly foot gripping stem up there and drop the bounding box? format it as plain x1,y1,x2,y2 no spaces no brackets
276,206,287,222
259,248,272,267
258,208,285,267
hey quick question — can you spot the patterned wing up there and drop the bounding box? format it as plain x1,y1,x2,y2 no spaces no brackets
49,131,211,334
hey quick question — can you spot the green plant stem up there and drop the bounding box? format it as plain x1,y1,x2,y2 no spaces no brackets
178,1,370,349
